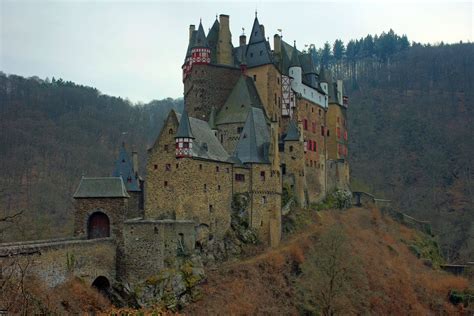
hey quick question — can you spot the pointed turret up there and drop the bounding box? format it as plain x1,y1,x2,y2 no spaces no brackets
112,142,140,192
283,120,300,142
190,21,211,65
234,107,270,164
207,18,220,64
175,110,194,158
245,16,273,67
289,42,301,67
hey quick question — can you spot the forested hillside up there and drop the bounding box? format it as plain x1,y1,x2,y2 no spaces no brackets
0,74,183,241
319,34,473,262
0,33,472,262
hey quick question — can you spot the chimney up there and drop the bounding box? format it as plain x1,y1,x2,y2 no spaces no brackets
132,151,139,178
217,14,233,65
240,34,247,47
259,24,265,38
274,34,281,55
189,24,195,40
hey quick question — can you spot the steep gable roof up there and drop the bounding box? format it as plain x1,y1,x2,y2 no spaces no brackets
234,107,270,164
245,17,273,67
73,177,130,198
112,144,140,191
176,109,194,138
216,75,264,125
176,113,230,163
207,19,220,63
284,120,300,141
193,21,209,48
289,43,301,67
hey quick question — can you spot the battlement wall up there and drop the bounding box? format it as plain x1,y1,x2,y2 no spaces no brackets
0,237,116,288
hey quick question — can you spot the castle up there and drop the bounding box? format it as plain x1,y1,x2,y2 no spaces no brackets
0,13,350,291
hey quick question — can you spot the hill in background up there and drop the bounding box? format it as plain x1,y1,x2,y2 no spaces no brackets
0,38,472,263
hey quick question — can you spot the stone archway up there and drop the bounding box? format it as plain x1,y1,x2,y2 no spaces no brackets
92,276,110,295
87,212,110,239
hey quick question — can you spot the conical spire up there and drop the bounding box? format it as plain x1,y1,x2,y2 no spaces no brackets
290,41,301,67
176,110,194,138
284,120,300,141
112,142,140,191
234,107,270,164
319,64,331,83
194,21,209,48
248,16,265,44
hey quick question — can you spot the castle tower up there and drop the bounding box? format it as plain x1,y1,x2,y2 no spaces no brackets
207,18,220,64
191,21,211,66
175,110,194,158
289,42,302,87
282,120,306,206
216,14,233,65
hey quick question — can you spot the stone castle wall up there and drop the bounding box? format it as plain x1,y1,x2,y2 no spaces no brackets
0,238,116,288
122,219,195,284
184,64,241,120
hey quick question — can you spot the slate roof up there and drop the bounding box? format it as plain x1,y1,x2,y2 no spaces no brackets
176,110,194,138
194,22,209,48
216,75,264,125
234,107,270,164
289,43,301,67
284,120,300,141
175,112,230,163
245,17,273,68
73,177,130,198
112,144,140,191
207,19,220,64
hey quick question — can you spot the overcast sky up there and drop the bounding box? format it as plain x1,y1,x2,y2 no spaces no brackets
1,0,472,103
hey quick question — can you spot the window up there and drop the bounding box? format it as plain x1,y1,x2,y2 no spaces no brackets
312,122,316,133
235,174,245,182
164,144,169,151
176,163,179,169
319,109,322,116
289,145,293,152
327,129,330,137
216,166,219,172
282,163,286,175
253,75,257,82
165,164,171,171
199,164,202,170
260,171,266,181
154,164,158,170
217,185,221,191
237,127,243,134
183,142,189,149
303,119,308,130
277,77,280,84
164,181,168,187
337,127,341,139
203,184,207,192
209,204,213,213
168,128,173,134
262,196,267,204
220,134,224,143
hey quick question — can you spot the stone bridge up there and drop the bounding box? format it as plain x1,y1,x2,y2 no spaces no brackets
0,237,116,290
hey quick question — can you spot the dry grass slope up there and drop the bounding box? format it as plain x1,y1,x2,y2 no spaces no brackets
185,206,470,315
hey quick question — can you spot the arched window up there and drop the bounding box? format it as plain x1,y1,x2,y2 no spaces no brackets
87,212,110,239
168,128,173,134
